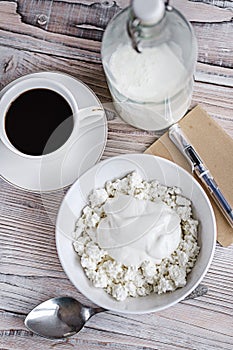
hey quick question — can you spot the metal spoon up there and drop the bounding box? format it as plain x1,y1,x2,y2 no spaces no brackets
24,296,105,339
24,285,208,339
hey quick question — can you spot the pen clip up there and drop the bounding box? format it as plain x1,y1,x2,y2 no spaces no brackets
184,146,203,167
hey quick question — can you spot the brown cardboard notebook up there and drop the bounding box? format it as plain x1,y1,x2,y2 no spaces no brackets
145,105,233,247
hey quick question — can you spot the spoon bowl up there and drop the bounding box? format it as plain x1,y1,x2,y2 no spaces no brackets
24,296,105,339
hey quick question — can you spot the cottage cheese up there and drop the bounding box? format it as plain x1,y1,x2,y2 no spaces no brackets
73,172,200,301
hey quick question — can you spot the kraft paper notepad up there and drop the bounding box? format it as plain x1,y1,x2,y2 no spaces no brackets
145,105,233,247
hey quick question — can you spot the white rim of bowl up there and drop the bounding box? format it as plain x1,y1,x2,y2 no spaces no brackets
55,154,217,314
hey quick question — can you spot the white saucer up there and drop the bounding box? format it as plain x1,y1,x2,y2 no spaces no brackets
0,72,107,192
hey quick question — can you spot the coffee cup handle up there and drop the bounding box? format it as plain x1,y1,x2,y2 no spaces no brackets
76,106,105,129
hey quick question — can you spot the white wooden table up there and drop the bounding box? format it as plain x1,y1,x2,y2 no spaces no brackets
0,1,233,349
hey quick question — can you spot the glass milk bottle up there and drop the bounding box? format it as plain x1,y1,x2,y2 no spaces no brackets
101,0,197,131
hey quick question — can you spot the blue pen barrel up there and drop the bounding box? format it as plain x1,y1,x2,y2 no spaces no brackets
200,171,233,227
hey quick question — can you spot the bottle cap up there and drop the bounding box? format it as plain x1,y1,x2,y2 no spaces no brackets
132,0,165,25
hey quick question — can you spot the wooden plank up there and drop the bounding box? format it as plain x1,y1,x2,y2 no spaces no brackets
195,62,233,87
0,1,232,68
173,0,233,22
193,21,233,68
0,2,102,63
16,0,121,41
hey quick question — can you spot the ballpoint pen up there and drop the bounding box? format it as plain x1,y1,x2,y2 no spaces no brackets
169,123,233,228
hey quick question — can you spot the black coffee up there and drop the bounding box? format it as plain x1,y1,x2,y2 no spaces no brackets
5,88,74,156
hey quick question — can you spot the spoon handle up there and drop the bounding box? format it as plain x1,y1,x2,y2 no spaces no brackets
81,305,106,321
92,307,106,315
184,284,208,300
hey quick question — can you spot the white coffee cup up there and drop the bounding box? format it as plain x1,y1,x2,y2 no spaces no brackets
0,76,104,159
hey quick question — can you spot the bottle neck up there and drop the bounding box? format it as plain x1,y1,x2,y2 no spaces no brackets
127,5,171,53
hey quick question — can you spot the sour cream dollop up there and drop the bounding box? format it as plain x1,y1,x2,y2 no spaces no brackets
96,193,181,267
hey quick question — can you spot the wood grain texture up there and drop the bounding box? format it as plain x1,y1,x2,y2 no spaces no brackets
0,0,233,349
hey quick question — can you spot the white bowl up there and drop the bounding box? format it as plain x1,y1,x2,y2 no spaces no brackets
56,154,216,314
